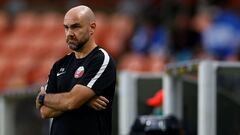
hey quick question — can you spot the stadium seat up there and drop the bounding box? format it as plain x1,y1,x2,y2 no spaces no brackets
27,57,56,85
13,11,37,37
118,53,148,72
0,11,9,37
38,12,64,38
101,13,134,60
95,11,109,46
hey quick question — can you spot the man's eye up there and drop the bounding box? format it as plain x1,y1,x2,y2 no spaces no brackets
71,25,80,29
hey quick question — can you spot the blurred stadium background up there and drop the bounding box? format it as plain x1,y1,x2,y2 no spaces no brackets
1,0,240,135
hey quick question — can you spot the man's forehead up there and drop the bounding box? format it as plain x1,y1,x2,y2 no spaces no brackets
64,13,85,23
64,14,78,21
63,17,84,25
64,18,78,22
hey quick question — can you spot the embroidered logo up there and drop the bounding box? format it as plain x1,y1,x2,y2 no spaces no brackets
56,68,66,77
74,66,84,78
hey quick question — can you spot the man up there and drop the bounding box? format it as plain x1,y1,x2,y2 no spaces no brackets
35,5,116,135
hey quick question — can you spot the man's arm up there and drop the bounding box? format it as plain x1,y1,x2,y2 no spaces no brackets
39,95,109,119
36,84,109,119
36,87,63,119
43,84,96,111
39,106,63,119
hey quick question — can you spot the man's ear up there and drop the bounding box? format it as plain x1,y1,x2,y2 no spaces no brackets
90,22,96,35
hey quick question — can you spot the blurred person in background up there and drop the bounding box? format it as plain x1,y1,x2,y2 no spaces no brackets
118,1,169,72
35,5,116,135
193,6,240,61
169,10,201,62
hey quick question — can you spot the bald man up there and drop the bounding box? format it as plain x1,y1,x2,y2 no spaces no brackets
35,5,116,135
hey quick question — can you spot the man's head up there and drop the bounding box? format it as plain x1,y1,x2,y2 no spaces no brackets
64,5,96,52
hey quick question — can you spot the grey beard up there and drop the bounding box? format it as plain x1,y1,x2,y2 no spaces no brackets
68,43,84,52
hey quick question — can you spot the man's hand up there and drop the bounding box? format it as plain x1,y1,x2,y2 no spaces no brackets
35,86,47,110
88,96,109,111
40,106,63,119
35,87,63,119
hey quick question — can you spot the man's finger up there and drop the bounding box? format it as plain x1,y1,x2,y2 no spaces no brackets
99,96,109,103
96,99,107,106
40,86,46,94
41,86,45,91
36,99,41,109
92,102,105,110
95,103,106,110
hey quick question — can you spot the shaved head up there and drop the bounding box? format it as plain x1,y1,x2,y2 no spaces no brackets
63,5,96,52
65,5,95,24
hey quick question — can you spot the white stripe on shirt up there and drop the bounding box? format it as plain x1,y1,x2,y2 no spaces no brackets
87,48,110,88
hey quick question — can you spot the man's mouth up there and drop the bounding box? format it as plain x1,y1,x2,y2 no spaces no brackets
67,39,76,44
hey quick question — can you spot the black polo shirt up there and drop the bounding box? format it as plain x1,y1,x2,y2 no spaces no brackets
46,46,116,135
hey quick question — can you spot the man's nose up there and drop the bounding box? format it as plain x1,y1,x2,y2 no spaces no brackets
66,29,74,36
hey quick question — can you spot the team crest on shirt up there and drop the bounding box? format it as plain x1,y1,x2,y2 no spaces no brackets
74,66,85,78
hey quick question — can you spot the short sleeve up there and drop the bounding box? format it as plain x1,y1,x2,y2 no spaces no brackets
46,62,58,93
77,49,116,95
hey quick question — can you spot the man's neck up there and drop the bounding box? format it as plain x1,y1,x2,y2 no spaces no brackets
74,41,97,59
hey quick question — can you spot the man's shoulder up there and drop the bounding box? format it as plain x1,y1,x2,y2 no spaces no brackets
94,48,116,71
57,52,73,63
53,52,74,67
91,47,114,62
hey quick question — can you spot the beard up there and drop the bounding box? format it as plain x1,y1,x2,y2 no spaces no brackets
68,42,84,52
67,38,88,52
